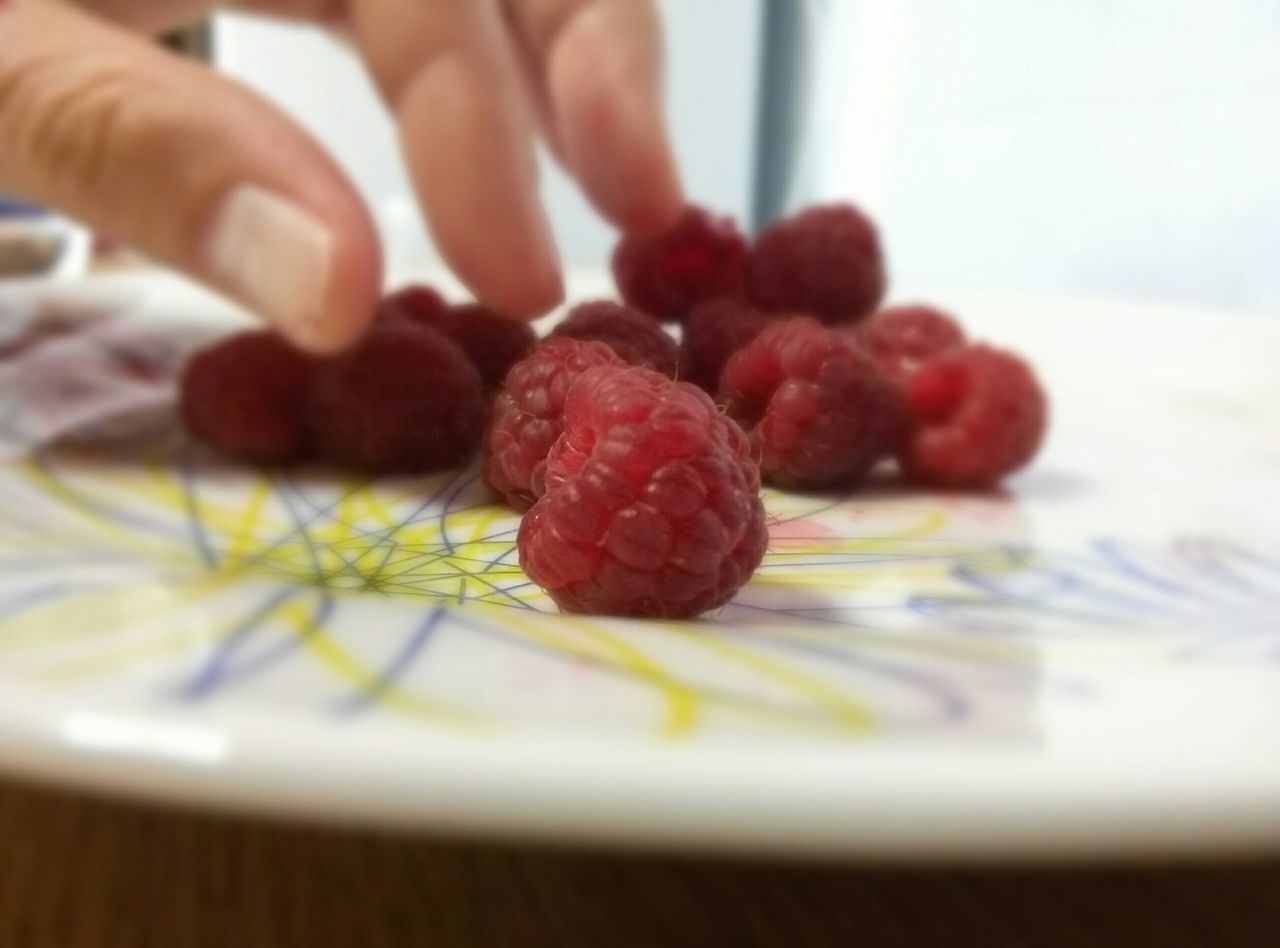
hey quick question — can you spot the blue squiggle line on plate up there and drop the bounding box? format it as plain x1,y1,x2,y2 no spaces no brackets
0,582,78,619
181,587,332,700
333,605,446,716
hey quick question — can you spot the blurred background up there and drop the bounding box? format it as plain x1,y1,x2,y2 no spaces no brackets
7,1,1275,313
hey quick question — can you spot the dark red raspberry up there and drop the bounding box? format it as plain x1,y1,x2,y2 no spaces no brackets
549,301,679,377
518,364,767,619
180,330,316,464
680,298,773,393
309,322,485,474
378,283,453,333
720,317,904,489
379,286,537,391
858,304,965,383
746,203,886,324
901,344,1047,489
485,337,624,510
450,303,537,390
612,205,748,323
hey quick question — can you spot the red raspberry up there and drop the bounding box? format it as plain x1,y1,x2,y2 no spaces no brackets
680,298,773,393
720,317,904,489
518,364,767,619
746,203,886,324
378,283,452,333
901,344,1047,489
858,304,965,383
484,337,624,510
379,286,536,390
450,303,537,390
612,205,748,323
180,330,316,464
549,301,679,377
309,322,485,474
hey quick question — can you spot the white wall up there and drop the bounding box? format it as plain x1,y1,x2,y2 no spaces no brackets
808,0,1280,313
211,2,763,280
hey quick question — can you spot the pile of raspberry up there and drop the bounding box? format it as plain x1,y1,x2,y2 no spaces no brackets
605,204,1048,493
180,284,534,472
180,199,1048,621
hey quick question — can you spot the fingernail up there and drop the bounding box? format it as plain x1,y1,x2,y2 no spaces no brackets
206,187,333,348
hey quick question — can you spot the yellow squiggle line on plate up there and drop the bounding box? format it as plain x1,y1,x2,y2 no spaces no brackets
17,460,181,558
677,631,876,732
485,611,700,735
221,477,274,570
281,601,487,728
0,573,235,652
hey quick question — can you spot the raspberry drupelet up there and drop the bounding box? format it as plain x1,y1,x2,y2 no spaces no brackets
518,364,767,619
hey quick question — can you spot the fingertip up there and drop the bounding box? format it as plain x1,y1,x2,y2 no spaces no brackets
203,184,382,356
546,0,684,237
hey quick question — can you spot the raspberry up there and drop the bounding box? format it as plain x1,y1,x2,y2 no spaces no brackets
518,364,767,619
378,283,452,333
484,337,624,510
612,205,748,323
858,304,965,383
450,303,537,390
901,344,1047,489
379,286,536,390
720,317,904,489
746,203,886,324
680,298,773,393
549,301,679,377
309,322,485,474
180,330,316,464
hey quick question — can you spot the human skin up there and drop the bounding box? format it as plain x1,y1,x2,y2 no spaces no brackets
0,0,683,351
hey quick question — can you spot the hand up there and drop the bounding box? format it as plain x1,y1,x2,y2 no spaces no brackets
0,0,683,351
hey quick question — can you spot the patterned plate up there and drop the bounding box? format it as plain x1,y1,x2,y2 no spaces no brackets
0,273,1277,859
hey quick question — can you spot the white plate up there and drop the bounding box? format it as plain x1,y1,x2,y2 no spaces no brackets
0,272,1277,861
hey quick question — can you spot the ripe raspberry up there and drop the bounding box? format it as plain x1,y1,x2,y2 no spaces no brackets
858,304,965,383
720,317,904,489
378,283,452,333
901,344,1047,489
746,203,886,324
518,364,767,619
309,322,485,474
680,298,773,393
549,301,679,377
180,330,316,464
450,303,537,390
485,337,624,510
612,205,748,323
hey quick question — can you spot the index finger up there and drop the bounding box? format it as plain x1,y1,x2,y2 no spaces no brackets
350,0,563,318
506,0,684,236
